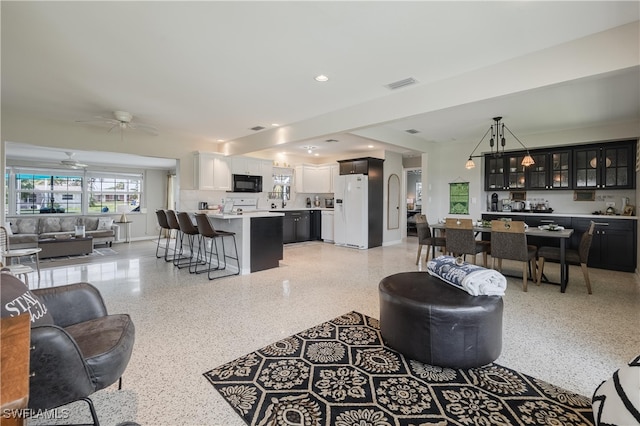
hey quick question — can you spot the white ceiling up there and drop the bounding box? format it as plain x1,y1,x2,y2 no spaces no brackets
2,2,639,168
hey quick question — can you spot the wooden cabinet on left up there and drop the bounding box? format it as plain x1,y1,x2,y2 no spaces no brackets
1,313,31,426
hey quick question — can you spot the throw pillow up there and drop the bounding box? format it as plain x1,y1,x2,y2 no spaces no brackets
0,272,53,325
17,218,38,234
3,222,13,236
97,217,114,230
592,354,640,425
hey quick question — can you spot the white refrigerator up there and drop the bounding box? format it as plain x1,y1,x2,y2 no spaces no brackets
334,174,368,249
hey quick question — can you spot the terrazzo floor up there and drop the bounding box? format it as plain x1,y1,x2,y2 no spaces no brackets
28,237,640,426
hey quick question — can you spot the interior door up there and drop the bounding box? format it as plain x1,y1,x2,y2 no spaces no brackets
387,174,400,229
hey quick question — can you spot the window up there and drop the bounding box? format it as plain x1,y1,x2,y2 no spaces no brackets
15,173,82,214
6,168,143,215
87,173,142,214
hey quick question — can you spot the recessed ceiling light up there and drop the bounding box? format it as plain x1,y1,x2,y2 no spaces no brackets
314,74,329,82
314,153,319,157
271,123,279,127
217,139,224,142
368,145,374,148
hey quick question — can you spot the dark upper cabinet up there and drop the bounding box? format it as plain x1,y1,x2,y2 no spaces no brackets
338,157,383,176
526,149,571,190
573,141,635,189
484,154,528,190
485,140,636,191
485,156,506,190
506,154,527,190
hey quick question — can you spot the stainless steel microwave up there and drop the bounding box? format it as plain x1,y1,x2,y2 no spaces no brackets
232,174,262,193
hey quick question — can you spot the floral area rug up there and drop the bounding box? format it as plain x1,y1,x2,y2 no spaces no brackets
203,311,594,425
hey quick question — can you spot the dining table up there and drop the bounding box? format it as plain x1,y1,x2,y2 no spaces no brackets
430,222,574,293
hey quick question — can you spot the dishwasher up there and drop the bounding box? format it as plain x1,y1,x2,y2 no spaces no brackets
321,210,334,242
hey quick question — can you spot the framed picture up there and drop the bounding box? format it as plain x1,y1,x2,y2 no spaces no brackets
623,205,635,216
510,191,526,201
573,190,595,201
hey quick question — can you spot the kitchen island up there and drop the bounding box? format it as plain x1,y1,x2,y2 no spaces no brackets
205,211,284,275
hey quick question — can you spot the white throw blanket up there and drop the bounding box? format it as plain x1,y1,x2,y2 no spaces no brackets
426,255,506,296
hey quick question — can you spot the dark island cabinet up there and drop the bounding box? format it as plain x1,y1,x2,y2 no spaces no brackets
481,214,637,272
250,217,284,272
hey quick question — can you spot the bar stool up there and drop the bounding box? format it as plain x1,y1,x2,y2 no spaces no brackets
164,210,191,267
194,213,239,280
176,212,205,272
155,209,173,261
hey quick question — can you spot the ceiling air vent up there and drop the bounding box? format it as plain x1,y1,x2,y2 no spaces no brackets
325,139,339,143
385,77,418,90
405,129,420,134
249,125,266,131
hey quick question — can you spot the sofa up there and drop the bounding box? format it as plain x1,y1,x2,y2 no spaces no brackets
5,216,117,249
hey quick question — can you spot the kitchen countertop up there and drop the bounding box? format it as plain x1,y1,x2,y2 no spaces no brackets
267,207,334,211
482,211,637,220
202,211,285,219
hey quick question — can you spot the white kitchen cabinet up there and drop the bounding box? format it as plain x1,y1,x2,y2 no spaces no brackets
194,152,231,191
232,156,263,175
295,165,331,193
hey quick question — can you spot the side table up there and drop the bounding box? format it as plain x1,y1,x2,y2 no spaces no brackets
116,221,132,243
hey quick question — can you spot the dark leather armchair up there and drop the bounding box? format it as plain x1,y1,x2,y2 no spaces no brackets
1,273,135,426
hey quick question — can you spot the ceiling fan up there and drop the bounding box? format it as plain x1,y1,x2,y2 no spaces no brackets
76,110,158,136
60,152,89,169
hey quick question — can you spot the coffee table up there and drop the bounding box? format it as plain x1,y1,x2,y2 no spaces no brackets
38,237,93,259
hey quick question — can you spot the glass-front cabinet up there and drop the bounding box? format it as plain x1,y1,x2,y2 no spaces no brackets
484,154,529,190
484,140,636,191
506,154,526,189
485,156,505,190
574,141,635,189
527,149,571,190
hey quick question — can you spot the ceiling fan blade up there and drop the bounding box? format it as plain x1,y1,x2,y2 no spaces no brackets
128,122,159,135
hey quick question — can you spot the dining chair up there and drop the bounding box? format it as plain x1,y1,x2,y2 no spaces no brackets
537,221,595,294
490,220,537,292
415,215,446,264
444,218,488,267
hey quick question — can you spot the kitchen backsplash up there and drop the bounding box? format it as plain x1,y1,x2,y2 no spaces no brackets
485,189,636,215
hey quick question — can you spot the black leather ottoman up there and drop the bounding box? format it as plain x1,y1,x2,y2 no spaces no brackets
379,271,503,369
